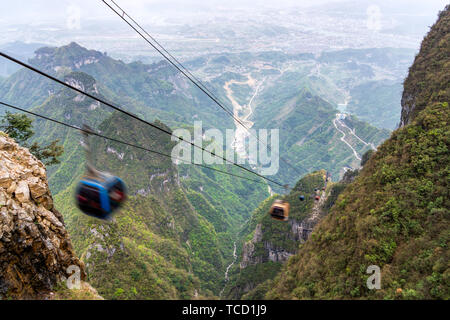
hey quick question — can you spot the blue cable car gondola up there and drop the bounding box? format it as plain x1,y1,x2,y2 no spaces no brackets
299,195,305,201
75,125,127,220
76,172,126,220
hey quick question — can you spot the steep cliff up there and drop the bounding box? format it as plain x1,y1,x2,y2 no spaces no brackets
400,5,450,127
0,133,99,299
225,170,343,299
266,6,449,300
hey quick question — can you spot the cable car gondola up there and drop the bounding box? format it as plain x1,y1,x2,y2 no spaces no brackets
269,199,290,221
75,125,127,220
299,195,305,201
76,171,126,220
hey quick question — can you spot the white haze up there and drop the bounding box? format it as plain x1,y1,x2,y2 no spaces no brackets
0,0,448,59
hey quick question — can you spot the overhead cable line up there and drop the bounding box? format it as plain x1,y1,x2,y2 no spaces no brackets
101,0,306,179
0,52,284,187
0,100,269,186
105,0,226,113
102,0,237,121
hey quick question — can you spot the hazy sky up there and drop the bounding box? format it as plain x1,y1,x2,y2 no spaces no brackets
1,0,448,26
0,0,448,57
0,0,340,25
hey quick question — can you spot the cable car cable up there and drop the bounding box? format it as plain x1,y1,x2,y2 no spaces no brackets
101,0,306,179
104,0,226,114
0,52,284,187
102,0,237,122
0,101,269,186
102,0,305,178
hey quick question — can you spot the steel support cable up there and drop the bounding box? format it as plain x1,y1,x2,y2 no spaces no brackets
0,100,269,186
102,0,237,121
106,0,226,112
101,0,306,179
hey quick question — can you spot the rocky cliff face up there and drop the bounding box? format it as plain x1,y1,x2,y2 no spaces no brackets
0,133,86,299
240,200,327,270
400,5,449,127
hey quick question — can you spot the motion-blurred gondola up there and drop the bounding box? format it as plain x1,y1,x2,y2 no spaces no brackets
75,125,127,220
269,199,290,221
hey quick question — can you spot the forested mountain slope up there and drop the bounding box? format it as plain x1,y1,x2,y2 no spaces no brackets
224,170,346,299
0,57,268,298
0,42,233,130
265,6,450,300
401,7,450,127
252,88,389,187
51,108,268,299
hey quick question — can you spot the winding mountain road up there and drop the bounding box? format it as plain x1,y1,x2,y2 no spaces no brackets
333,113,376,161
333,114,362,161
224,75,265,160
337,117,377,150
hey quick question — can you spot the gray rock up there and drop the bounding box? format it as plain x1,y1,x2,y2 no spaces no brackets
0,135,86,299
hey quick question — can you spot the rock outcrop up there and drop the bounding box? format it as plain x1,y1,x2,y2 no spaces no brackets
240,224,263,268
400,5,449,127
226,171,333,299
240,188,329,269
32,42,104,72
0,133,86,299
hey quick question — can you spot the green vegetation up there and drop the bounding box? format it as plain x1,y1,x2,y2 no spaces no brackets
347,81,402,130
0,111,63,165
56,189,202,299
360,149,375,167
253,88,389,188
0,111,33,142
266,102,449,299
52,282,102,300
265,6,450,298
0,62,267,299
224,171,331,299
25,78,268,299
51,110,265,298
0,41,403,189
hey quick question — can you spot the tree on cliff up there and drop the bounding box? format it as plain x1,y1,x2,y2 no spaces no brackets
0,111,63,165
